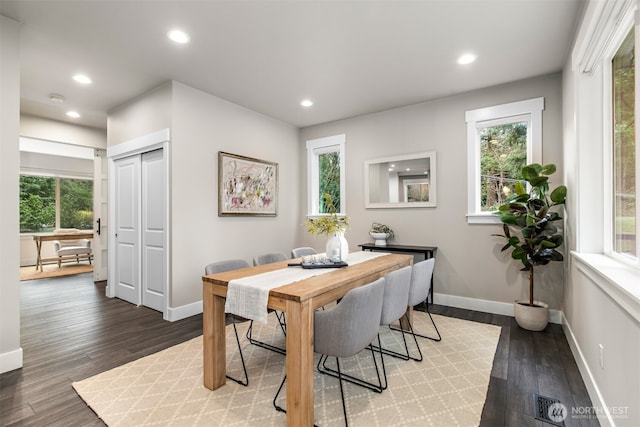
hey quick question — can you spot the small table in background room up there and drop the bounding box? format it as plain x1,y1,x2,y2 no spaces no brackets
358,243,437,304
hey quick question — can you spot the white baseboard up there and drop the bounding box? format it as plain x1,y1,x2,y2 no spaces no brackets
0,347,23,374
433,292,563,324
165,300,203,322
561,313,613,427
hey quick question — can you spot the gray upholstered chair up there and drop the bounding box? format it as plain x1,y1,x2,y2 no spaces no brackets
318,265,412,392
273,277,385,426
389,258,440,362
290,247,317,259
253,252,288,266
248,252,289,355
204,259,251,386
53,229,93,268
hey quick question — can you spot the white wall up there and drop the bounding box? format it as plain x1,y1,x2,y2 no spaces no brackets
299,73,564,312
21,114,106,148
107,81,300,314
0,16,22,374
561,1,640,425
170,82,300,309
107,82,172,147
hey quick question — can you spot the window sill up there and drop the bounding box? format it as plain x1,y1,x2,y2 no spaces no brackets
572,252,640,323
466,213,500,224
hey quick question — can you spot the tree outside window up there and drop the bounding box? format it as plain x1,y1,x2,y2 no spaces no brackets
20,175,93,233
318,151,341,214
480,122,527,211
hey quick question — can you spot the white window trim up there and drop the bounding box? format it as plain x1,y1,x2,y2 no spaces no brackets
465,97,544,224
602,9,639,265
306,134,346,216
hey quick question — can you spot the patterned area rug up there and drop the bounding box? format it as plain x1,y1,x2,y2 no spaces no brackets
73,312,501,426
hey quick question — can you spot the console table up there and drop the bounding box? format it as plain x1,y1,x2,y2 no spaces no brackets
33,232,94,271
358,243,437,304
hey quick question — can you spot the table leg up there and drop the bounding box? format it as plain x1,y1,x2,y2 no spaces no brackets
285,299,314,427
203,283,226,390
35,240,42,272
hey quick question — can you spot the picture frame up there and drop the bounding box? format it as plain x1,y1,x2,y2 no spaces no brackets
218,151,278,216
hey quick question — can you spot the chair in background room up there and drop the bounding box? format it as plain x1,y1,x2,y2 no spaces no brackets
389,258,440,362
273,277,385,427
53,228,93,268
248,252,289,355
204,259,251,386
318,265,413,392
290,246,317,259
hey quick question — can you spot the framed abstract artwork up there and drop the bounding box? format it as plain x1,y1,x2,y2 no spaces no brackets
218,151,278,216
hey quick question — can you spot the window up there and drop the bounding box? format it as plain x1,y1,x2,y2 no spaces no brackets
20,175,93,233
306,134,346,216
466,97,544,223
611,27,637,260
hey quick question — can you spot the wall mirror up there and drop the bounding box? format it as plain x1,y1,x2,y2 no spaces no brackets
364,151,437,208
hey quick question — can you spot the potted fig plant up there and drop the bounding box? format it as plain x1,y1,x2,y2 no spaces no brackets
493,163,567,331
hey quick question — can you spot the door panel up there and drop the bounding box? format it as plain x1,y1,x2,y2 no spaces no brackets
93,149,108,281
114,156,140,305
141,149,165,311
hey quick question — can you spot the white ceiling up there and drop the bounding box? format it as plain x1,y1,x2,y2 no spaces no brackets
1,0,582,130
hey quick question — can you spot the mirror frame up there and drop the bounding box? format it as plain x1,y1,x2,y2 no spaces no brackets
364,151,437,209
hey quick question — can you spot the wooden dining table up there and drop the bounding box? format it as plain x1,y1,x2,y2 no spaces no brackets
202,252,413,426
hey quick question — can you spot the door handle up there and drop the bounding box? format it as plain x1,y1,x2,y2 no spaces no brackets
96,218,101,236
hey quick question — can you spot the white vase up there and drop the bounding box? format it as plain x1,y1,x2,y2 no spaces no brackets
326,231,349,262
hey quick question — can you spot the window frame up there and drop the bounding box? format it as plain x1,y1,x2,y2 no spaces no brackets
465,97,544,224
306,134,346,217
603,15,639,266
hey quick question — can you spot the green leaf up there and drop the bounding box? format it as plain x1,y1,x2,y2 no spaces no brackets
541,164,557,175
514,181,526,195
550,185,567,204
528,176,548,187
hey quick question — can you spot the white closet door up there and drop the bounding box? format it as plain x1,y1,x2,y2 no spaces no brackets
141,149,166,311
114,155,141,306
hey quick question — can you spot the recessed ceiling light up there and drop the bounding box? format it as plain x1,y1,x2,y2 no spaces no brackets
66,111,80,118
49,94,65,103
457,53,477,65
167,29,190,44
72,74,92,84
300,99,313,108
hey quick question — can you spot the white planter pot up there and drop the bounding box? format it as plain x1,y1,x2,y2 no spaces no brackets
326,231,349,262
513,300,549,331
369,232,390,246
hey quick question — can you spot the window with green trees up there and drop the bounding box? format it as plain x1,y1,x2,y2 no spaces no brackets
479,122,527,211
466,97,543,223
612,27,636,259
306,134,346,216
20,175,93,233
318,151,341,213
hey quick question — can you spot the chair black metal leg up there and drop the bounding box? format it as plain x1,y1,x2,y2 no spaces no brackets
272,374,320,427
226,322,249,386
316,344,384,393
245,311,287,355
335,357,349,427
273,374,287,413
389,300,441,348
386,312,424,362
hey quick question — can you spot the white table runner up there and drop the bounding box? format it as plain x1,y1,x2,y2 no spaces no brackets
225,251,390,323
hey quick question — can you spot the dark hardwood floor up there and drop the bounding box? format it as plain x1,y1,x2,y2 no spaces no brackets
1,274,598,426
